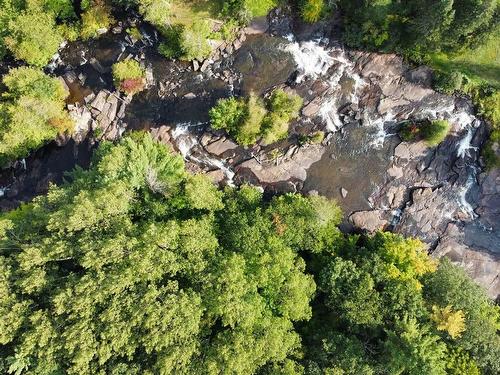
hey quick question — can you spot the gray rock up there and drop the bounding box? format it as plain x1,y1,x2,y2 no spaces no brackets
200,59,210,72
349,210,388,232
205,137,238,156
193,60,200,71
90,90,108,112
341,187,348,198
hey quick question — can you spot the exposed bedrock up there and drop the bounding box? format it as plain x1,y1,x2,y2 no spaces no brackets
0,12,498,297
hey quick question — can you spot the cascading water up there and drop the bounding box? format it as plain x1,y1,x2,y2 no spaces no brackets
456,127,477,158
171,123,235,185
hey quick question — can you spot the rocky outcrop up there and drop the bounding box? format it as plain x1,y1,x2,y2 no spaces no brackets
236,144,324,185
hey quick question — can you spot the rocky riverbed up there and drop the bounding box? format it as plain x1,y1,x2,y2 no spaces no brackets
1,9,499,298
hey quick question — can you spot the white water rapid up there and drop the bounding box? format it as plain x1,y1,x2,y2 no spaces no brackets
171,123,235,185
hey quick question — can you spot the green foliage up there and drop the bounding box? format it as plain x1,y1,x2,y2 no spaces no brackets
2,1,64,66
262,89,303,144
0,133,496,374
0,133,334,374
300,0,327,23
339,0,498,60
158,21,212,61
139,0,170,28
158,24,184,59
209,96,248,133
477,90,500,127
421,119,450,146
222,0,277,21
400,119,451,146
433,70,465,94
0,67,72,165
112,59,146,95
384,316,447,375
179,20,213,61
209,90,304,146
236,93,267,145
446,348,481,375
80,0,114,40
423,259,500,374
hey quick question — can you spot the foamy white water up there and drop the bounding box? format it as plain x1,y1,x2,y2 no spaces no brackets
456,128,477,158
285,40,335,82
171,123,235,185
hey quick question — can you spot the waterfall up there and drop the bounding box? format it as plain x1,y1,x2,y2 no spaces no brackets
284,39,335,83
456,128,477,158
458,169,478,219
171,123,235,185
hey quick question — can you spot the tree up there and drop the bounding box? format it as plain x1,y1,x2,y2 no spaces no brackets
4,2,64,66
301,0,327,23
0,133,326,374
179,21,213,61
209,90,304,146
112,59,146,95
384,317,447,375
431,305,466,339
139,0,170,29
0,67,72,165
262,89,303,144
80,0,114,40
423,259,500,374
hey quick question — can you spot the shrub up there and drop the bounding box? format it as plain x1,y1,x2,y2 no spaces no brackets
139,0,170,28
421,120,450,146
179,21,213,61
309,130,325,144
80,1,114,40
209,90,304,146
0,67,72,165
433,70,465,94
477,91,499,127
261,89,303,144
400,120,450,146
158,25,184,59
301,0,327,23
112,60,146,95
209,97,247,133
237,93,267,145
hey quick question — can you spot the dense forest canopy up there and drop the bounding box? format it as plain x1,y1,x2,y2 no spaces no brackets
0,1,499,374
1,135,499,374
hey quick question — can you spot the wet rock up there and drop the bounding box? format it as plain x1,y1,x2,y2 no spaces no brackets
405,66,433,87
69,105,92,142
206,169,225,184
349,210,388,232
302,99,321,117
233,39,242,50
244,16,269,35
89,57,110,74
150,125,172,144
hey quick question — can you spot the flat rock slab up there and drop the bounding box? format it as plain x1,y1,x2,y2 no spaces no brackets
237,145,325,183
